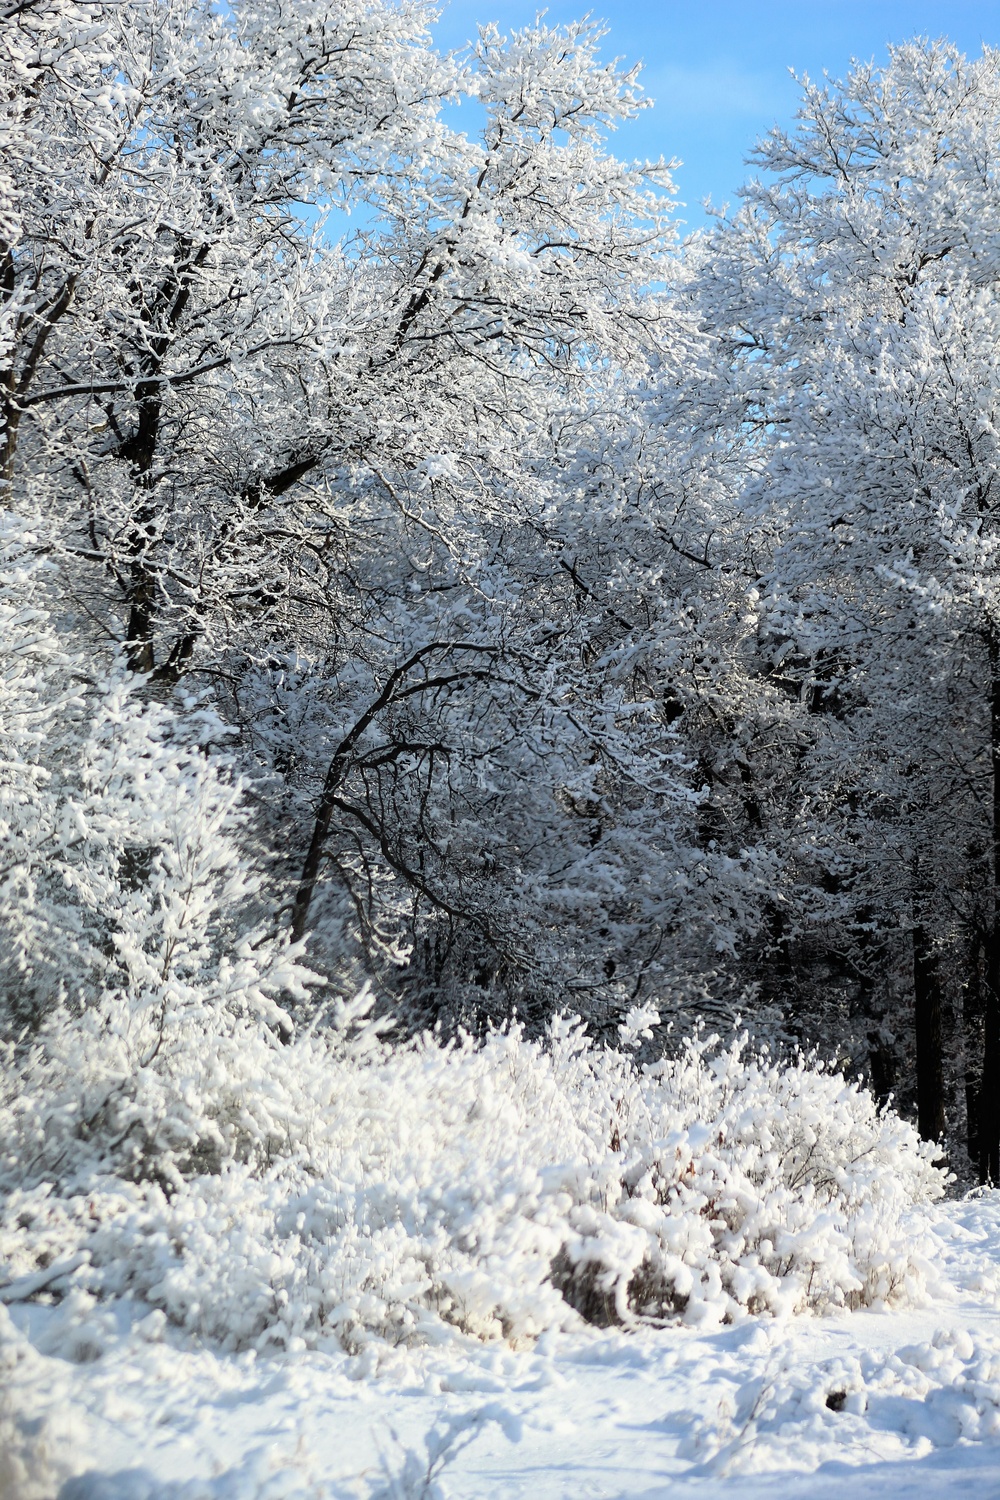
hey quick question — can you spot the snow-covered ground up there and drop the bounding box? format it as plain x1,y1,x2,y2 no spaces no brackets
6,1193,1000,1500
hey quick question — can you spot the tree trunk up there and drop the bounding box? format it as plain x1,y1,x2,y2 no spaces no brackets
912,916,945,1143
854,912,894,1106
980,633,1000,1181
963,921,984,1168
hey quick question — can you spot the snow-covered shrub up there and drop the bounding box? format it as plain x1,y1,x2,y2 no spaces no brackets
0,1001,944,1356
0,516,85,1026
0,519,312,1188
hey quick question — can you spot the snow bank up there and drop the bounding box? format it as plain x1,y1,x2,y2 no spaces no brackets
0,999,944,1356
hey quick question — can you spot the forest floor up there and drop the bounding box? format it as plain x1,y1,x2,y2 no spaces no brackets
6,1193,1000,1500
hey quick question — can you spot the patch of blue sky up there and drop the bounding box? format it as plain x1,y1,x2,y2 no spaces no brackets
299,2,1000,245
433,1,1000,228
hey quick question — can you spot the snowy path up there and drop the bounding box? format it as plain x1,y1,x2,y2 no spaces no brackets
6,1195,1000,1500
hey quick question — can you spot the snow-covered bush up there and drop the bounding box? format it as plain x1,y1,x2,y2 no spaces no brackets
0,517,84,1024
0,1000,944,1356
0,519,312,1187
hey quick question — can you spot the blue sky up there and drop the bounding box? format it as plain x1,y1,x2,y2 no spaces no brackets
433,2,1000,227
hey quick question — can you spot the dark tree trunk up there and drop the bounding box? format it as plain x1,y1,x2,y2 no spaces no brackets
854,914,894,1106
963,922,984,1168
980,635,1000,1181
117,240,210,675
912,916,945,1143
118,377,163,674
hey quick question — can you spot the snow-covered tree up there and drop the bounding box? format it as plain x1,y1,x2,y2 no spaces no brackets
2,0,780,1029
691,39,1000,1172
